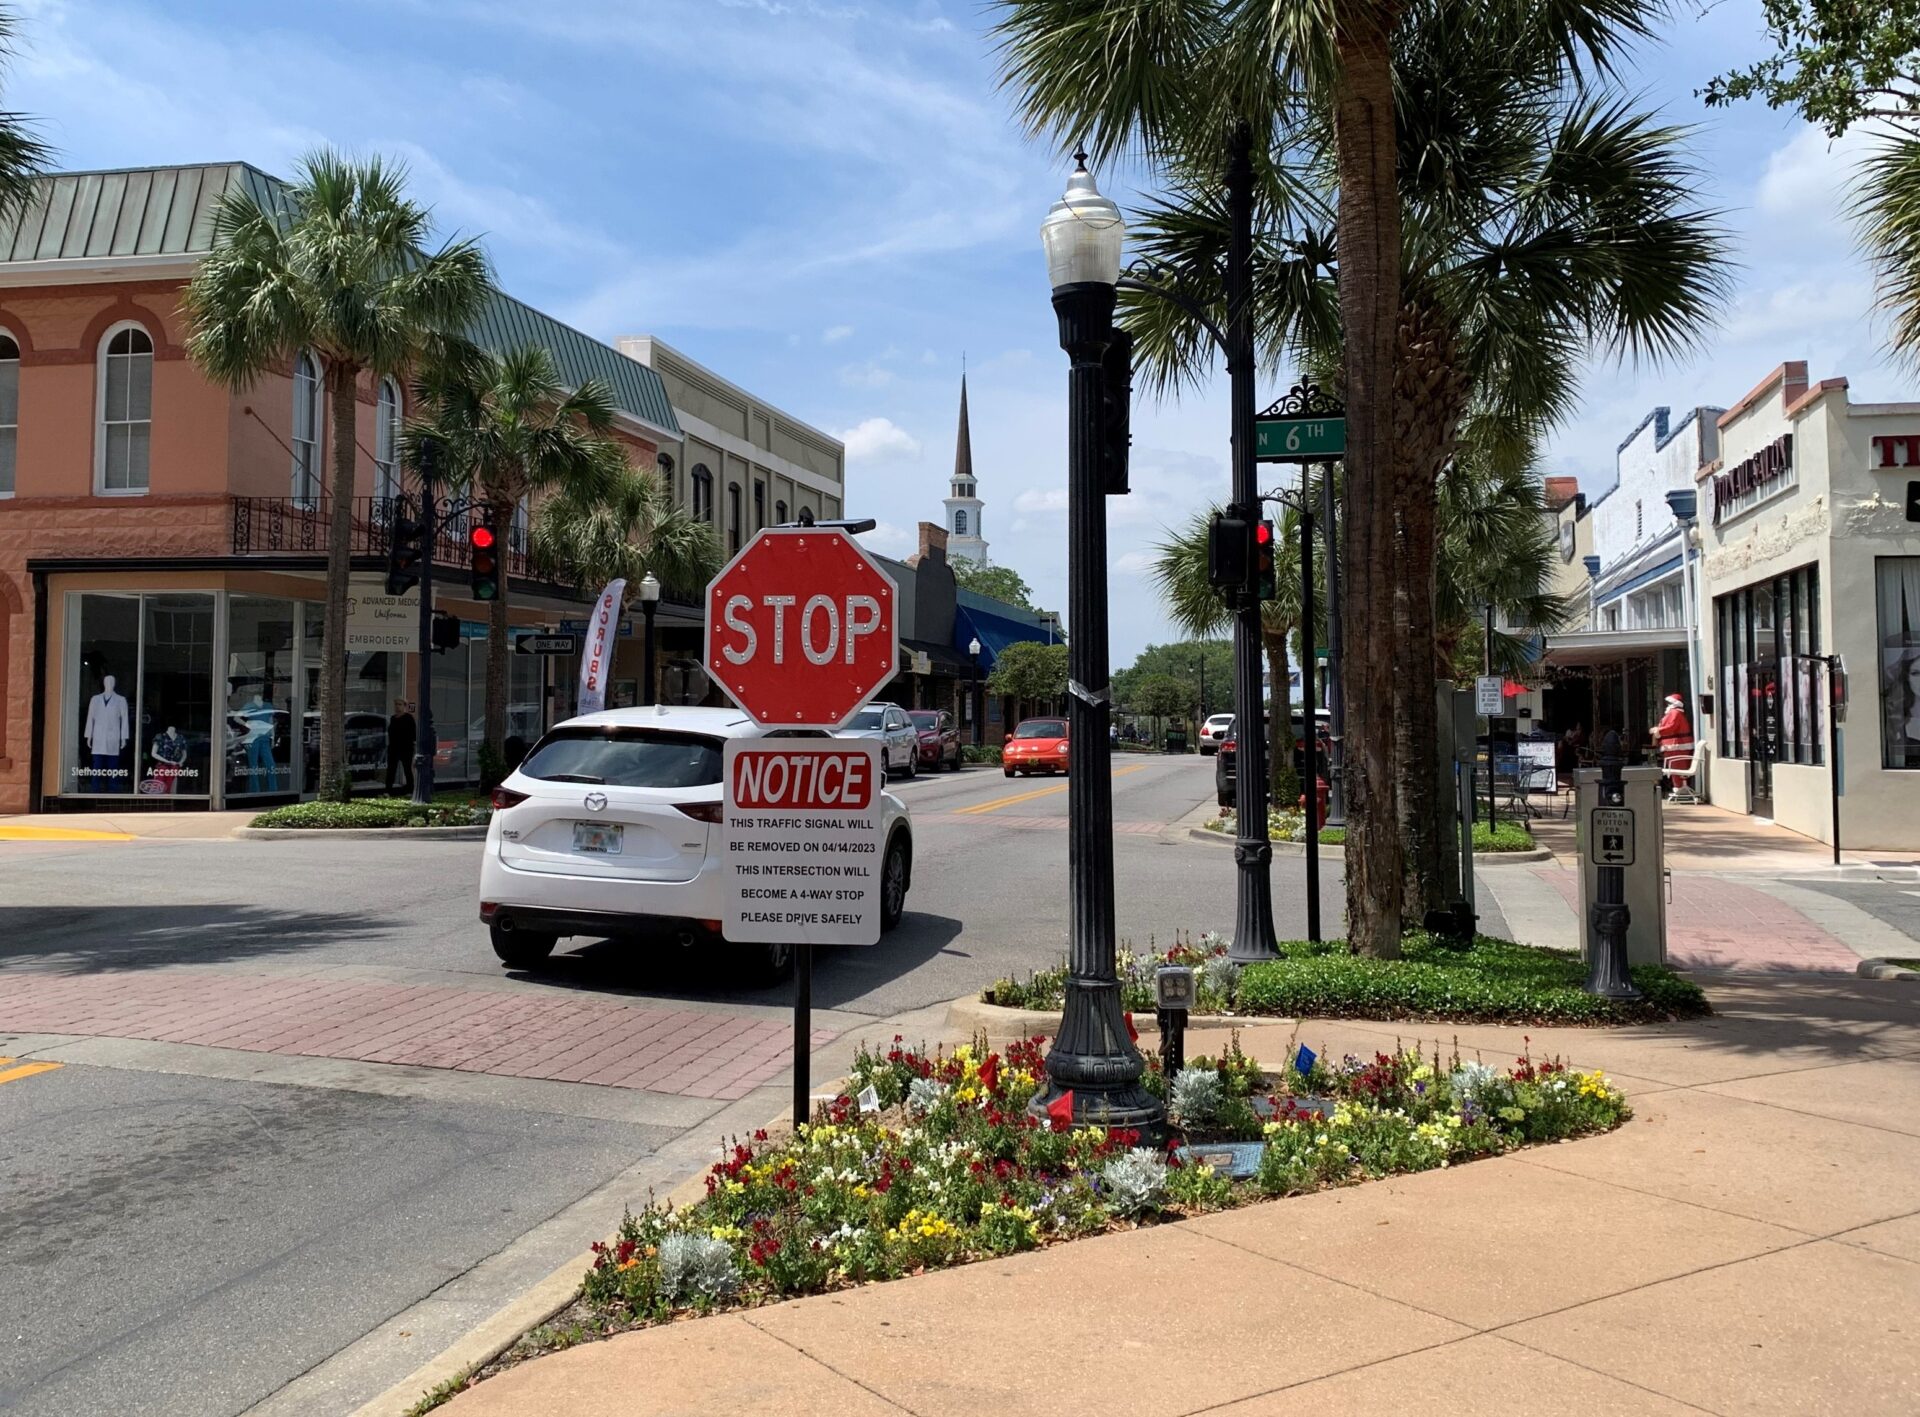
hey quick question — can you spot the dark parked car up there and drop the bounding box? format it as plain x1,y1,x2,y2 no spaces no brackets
907,709,962,771
1214,710,1328,808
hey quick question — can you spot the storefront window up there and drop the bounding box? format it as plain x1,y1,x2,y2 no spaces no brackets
139,595,213,797
68,594,141,794
1713,565,1822,765
1877,557,1920,769
300,604,398,791
431,635,473,785
226,597,296,797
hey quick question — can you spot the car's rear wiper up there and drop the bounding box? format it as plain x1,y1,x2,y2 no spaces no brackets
542,772,605,784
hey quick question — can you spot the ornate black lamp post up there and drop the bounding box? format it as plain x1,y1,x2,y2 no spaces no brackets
968,635,983,746
637,572,661,705
1031,152,1162,1132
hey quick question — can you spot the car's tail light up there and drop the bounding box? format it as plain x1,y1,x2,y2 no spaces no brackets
1222,738,1236,753
675,802,723,823
491,786,528,810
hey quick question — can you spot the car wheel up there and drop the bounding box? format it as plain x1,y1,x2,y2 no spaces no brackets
1003,765,1015,777
489,921,557,970
902,750,917,778
880,833,910,932
735,938,795,985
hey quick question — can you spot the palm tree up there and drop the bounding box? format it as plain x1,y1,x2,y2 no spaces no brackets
529,457,721,622
1435,450,1582,676
409,344,626,770
0,7,49,222
183,151,491,799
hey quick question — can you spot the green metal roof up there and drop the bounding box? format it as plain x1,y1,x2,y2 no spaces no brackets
0,162,679,437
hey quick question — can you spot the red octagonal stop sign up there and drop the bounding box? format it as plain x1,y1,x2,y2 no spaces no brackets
704,528,899,728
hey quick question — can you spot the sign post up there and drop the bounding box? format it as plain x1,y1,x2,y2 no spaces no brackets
1585,731,1641,998
705,527,899,1128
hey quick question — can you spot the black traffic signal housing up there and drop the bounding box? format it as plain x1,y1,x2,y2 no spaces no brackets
1101,328,1133,496
469,517,501,602
385,497,425,597
1207,512,1252,590
430,610,460,653
1255,519,1278,601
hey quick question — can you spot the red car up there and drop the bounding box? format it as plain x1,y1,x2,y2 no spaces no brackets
1003,717,1070,777
908,709,962,771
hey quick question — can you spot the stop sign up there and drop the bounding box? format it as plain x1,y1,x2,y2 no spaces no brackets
704,528,898,728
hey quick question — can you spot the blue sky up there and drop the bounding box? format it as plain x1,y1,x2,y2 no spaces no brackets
9,0,1904,661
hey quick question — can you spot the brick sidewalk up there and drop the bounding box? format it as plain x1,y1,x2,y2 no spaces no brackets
1535,868,1865,972
0,972,833,1100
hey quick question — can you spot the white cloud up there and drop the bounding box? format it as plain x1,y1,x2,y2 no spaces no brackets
838,416,922,462
1114,549,1157,575
839,360,896,389
1013,487,1069,515
822,323,854,343
855,520,918,557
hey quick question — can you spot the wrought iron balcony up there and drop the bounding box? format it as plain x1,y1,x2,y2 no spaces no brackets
230,495,534,580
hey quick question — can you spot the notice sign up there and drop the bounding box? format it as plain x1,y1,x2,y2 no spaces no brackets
722,739,884,946
1590,807,1635,867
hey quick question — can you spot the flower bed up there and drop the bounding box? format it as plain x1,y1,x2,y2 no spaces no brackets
983,931,1709,1025
445,1034,1628,1402
1205,809,1535,852
248,794,491,830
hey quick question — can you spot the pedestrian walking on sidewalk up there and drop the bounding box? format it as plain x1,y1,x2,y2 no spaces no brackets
386,699,417,795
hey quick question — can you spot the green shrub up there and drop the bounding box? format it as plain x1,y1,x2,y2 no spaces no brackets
962,744,1002,764
1472,821,1536,852
250,793,490,830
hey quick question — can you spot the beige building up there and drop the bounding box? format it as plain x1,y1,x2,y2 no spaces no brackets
1696,361,1920,848
616,336,843,554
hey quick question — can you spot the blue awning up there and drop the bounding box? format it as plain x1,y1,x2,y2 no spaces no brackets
953,604,1056,672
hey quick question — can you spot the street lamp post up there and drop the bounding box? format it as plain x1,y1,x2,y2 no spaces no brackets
1664,489,1703,805
1032,152,1161,1133
411,441,439,807
968,636,983,746
1321,463,1346,828
637,572,661,705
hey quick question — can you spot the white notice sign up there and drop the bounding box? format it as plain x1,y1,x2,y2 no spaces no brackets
346,586,421,651
722,739,884,946
1475,674,1504,717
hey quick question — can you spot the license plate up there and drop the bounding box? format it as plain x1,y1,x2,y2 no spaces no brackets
573,821,623,855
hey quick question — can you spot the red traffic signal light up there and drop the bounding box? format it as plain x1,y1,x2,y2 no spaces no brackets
1254,521,1273,546
1255,519,1277,601
471,526,496,550
469,520,501,601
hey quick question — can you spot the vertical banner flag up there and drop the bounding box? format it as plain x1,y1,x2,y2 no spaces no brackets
576,578,626,717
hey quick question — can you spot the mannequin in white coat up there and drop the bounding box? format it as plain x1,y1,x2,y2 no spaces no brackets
85,672,131,790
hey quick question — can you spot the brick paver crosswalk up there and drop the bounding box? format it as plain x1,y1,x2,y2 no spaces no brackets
0,971,834,1100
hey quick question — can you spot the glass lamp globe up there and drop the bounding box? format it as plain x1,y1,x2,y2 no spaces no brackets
637,572,662,603
1040,151,1125,290
969,637,982,657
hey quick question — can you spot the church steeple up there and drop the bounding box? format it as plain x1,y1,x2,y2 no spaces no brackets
943,371,988,566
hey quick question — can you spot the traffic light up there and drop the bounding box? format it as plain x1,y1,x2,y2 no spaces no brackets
1255,519,1278,601
468,518,501,602
385,497,425,597
1207,512,1251,589
1101,329,1133,496
430,610,460,653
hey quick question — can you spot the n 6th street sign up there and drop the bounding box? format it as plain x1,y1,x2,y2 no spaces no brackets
1256,416,1346,461
704,527,898,729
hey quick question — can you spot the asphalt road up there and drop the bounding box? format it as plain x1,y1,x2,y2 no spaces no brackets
0,754,1358,1417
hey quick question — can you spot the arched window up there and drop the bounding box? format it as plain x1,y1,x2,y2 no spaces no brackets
954,509,968,536
292,351,322,506
98,323,153,493
375,377,402,501
0,332,17,498
774,499,788,525
691,463,713,523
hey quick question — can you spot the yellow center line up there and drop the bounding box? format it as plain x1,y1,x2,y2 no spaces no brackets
0,826,135,842
956,763,1149,815
0,1060,64,1086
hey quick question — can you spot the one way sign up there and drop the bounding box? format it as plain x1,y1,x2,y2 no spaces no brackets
516,634,578,656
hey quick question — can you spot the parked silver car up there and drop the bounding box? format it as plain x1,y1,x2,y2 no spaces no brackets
839,702,919,778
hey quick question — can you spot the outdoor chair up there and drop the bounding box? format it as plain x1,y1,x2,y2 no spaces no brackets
1662,751,1701,805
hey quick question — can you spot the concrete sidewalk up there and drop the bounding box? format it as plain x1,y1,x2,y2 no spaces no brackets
439,974,1920,1417
0,809,257,840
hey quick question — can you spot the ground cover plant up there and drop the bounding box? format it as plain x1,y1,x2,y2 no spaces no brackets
983,931,1709,1026
1206,808,1536,853
248,793,490,829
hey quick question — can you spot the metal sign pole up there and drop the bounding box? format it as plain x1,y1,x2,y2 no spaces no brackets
1585,730,1641,998
792,940,812,1130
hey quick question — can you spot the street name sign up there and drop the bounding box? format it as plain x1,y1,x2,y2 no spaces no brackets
1590,807,1635,867
1256,416,1346,461
722,739,884,946
1475,674,1504,716
705,527,898,728
516,634,578,656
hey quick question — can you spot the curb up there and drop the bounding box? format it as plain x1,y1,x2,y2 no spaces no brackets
1858,957,1920,981
232,825,489,841
947,993,1261,1042
1184,826,1550,865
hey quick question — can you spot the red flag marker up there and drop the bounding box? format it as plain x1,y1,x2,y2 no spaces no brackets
1044,1090,1075,1128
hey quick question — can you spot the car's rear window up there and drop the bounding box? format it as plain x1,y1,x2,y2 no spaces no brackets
907,711,939,729
518,729,723,789
1014,720,1067,739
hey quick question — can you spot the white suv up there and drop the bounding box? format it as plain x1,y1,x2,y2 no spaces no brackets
1199,713,1235,755
478,706,914,981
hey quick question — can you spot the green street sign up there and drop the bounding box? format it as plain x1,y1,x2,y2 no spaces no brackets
1256,416,1346,461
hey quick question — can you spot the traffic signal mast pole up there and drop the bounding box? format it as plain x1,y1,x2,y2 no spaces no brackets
412,445,438,806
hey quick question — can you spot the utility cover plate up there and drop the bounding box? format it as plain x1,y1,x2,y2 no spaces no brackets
1590,807,1635,867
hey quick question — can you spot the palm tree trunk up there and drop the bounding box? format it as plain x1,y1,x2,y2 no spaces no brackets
484,498,510,782
1333,8,1406,958
320,363,359,802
